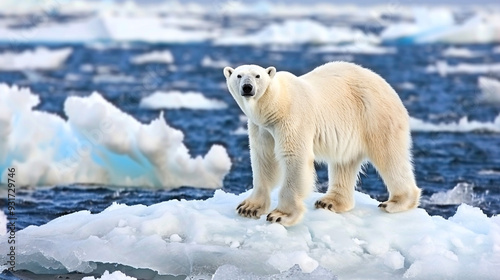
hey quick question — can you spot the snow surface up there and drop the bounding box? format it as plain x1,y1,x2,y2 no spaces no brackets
410,115,500,133
426,61,500,76
130,50,174,64
478,76,500,104
215,19,380,46
0,47,72,71
0,84,231,188
139,91,227,110
1,189,499,279
83,271,136,280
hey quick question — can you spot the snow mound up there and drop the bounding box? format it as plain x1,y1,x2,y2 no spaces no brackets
425,183,480,206
0,84,231,188
426,61,500,76
381,8,500,44
215,19,379,45
312,43,396,54
130,50,174,64
442,47,482,58
0,47,72,71
139,91,227,110
410,114,500,133
1,189,499,279
83,271,136,280
478,76,500,104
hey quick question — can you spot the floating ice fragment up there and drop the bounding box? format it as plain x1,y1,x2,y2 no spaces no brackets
0,47,72,71
139,91,227,110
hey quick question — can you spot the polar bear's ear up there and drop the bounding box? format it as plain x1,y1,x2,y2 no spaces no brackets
266,67,276,79
223,67,234,79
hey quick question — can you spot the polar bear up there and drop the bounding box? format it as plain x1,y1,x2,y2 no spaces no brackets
223,62,421,226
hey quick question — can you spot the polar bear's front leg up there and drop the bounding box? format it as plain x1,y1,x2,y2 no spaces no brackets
237,123,280,219
266,144,315,226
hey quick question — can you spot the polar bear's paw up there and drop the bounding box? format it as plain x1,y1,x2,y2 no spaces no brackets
266,209,303,227
378,190,421,213
314,194,354,213
237,199,269,219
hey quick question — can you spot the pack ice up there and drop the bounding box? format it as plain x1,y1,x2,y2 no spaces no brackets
0,189,498,279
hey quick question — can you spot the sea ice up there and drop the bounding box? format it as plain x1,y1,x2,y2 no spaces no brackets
426,61,500,76
442,47,482,58
139,91,227,110
0,84,231,188
0,47,72,71
1,189,498,279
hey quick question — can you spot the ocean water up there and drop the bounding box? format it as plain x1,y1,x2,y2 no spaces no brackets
0,42,498,233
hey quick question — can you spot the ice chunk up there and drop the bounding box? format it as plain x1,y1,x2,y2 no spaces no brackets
130,50,174,64
2,189,499,279
212,264,337,280
82,270,137,280
201,56,230,68
139,91,227,110
478,76,500,104
0,84,231,188
215,19,379,45
410,114,500,133
0,47,72,71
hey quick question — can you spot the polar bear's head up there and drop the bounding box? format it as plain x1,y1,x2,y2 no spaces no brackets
223,65,276,101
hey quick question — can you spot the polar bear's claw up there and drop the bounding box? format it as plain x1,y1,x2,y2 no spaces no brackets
236,199,269,219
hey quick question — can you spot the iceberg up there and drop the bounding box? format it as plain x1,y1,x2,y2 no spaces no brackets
139,91,227,110
83,270,137,280
0,47,72,71
1,189,498,279
0,84,231,188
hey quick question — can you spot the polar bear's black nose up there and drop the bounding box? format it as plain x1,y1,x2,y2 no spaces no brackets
242,84,253,95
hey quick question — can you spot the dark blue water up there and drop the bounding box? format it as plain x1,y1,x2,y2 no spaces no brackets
0,42,499,231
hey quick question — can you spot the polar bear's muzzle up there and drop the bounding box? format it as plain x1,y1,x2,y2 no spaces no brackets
241,83,255,97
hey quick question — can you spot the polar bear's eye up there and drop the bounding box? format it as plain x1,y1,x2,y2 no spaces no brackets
237,75,241,78
256,75,260,78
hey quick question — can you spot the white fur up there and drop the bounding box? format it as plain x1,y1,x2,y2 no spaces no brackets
224,62,421,227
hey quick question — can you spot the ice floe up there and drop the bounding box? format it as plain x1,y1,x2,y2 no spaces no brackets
426,61,500,76
1,189,499,279
312,43,396,54
130,50,174,64
139,91,227,110
381,8,500,44
215,19,379,46
478,76,500,104
0,47,72,71
0,84,231,188
423,183,481,206
410,114,500,133
442,47,482,58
